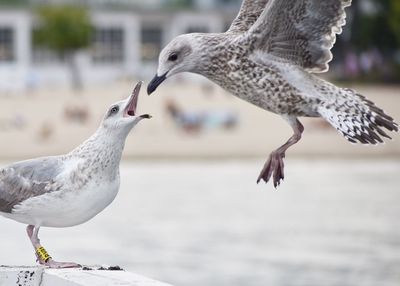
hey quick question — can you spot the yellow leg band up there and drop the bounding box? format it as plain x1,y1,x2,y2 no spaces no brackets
36,246,51,262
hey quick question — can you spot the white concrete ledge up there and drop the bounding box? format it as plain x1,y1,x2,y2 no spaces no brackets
0,266,173,286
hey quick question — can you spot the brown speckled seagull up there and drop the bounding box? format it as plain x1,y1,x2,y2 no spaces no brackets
147,0,398,188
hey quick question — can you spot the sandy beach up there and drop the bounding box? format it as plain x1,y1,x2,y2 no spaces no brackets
0,81,399,160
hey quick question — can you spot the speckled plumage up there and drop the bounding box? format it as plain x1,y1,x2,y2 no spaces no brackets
150,0,398,187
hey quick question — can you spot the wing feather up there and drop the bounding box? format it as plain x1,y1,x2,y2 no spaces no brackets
0,156,64,213
246,0,352,73
227,0,270,33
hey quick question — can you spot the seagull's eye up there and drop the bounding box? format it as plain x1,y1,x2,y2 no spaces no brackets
109,106,119,116
168,53,178,62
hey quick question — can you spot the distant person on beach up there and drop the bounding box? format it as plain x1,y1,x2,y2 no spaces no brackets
165,99,238,134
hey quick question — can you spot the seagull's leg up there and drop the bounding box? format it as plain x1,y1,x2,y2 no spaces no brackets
26,225,81,269
257,116,304,188
26,225,34,239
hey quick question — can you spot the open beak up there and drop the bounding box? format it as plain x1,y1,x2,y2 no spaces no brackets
147,72,167,95
124,81,152,119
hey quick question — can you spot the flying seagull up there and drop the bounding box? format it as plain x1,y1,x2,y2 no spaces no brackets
147,0,398,187
0,82,150,268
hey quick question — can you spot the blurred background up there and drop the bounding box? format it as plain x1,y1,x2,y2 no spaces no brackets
0,0,399,285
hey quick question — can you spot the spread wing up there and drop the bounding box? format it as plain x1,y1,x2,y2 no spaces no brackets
247,0,352,73
0,156,64,213
227,0,270,34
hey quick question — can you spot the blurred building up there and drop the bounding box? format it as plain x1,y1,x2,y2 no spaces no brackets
0,0,240,90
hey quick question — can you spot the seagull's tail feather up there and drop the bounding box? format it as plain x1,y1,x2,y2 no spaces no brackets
318,88,398,145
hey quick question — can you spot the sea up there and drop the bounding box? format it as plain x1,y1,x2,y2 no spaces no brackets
1,159,399,286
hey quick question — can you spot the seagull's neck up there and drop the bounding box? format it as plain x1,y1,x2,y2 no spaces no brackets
191,33,232,78
68,126,129,171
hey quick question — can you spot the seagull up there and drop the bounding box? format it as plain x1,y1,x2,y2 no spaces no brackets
0,81,150,268
147,0,398,188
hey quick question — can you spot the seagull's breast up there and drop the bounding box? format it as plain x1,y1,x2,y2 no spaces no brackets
8,175,120,228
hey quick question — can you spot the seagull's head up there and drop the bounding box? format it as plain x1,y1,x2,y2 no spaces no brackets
102,81,151,134
147,34,203,95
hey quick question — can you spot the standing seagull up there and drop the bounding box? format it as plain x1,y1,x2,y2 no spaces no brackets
0,82,150,268
147,0,398,187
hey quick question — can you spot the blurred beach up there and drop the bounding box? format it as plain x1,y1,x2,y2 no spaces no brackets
0,82,399,286
0,80,400,286
0,82,399,160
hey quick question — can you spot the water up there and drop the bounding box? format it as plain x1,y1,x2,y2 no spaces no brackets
1,159,400,286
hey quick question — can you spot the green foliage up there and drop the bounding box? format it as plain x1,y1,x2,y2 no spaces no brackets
388,0,400,46
350,0,398,52
33,5,92,54
0,0,28,6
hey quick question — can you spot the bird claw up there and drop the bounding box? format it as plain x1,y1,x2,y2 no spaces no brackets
257,152,285,188
40,258,81,269
35,249,81,269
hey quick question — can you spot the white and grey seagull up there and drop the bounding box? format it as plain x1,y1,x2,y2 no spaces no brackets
147,0,398,187
0,81,150,268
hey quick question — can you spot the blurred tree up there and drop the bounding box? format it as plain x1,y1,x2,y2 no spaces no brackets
0,0,28,6
350,0,397,52
33,5,92,90
388,0,400,46
334,0,400,82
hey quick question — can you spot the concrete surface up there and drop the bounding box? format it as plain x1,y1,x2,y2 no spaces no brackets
0,266,173,286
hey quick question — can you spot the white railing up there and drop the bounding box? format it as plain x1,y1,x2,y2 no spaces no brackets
0,266,173,286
